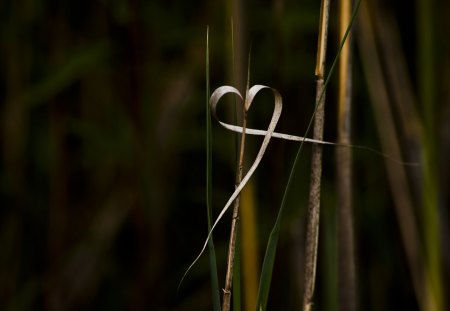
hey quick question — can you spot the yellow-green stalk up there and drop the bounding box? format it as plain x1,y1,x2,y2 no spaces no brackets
336,0,356,310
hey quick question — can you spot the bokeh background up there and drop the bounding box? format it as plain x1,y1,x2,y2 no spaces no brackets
1,0,449,310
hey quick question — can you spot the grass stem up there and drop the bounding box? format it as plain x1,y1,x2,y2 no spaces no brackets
206,26,222,311
337,0,356,310
222,85,248,311
302,0,330,310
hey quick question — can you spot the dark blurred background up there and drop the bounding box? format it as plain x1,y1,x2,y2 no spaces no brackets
1,0,449,310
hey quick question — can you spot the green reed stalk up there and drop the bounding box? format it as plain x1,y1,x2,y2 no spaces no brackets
417,0,444,309
206,27,221,311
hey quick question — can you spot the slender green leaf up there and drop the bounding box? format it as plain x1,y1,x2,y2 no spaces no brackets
206,26,221,311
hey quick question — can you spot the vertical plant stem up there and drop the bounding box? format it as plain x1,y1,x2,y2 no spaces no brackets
337,0,356,310
222,102,248,311
233,228,242,311
302,0,330,310
417,0,444,309
224,4,248,307
206,27,222,311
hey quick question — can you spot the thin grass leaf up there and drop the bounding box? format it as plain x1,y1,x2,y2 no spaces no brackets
212,110,418,166
214,116,420,166
205,26,221,311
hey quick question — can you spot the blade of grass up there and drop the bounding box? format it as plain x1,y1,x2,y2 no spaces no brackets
179,84,283,297
206,26,221,311
230,17,240,169
214,118,419,166
256,1,361,309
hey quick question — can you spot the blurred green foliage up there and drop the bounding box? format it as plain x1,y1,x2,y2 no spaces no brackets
0,0,449,310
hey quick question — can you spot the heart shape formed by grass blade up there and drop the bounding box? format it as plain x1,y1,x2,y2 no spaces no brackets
211,86,333,145
179,85,282,291
209,85,282,244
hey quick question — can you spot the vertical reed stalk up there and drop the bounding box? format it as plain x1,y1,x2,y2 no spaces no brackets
417,0,445,309
222,91,248,311
337,0,356,310
302,0,330,310
226,1,258,307
229,19,243,310
206,27,221,311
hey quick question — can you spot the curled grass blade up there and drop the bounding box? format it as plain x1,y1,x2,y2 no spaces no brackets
179,85,282,292
213,115,417,166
